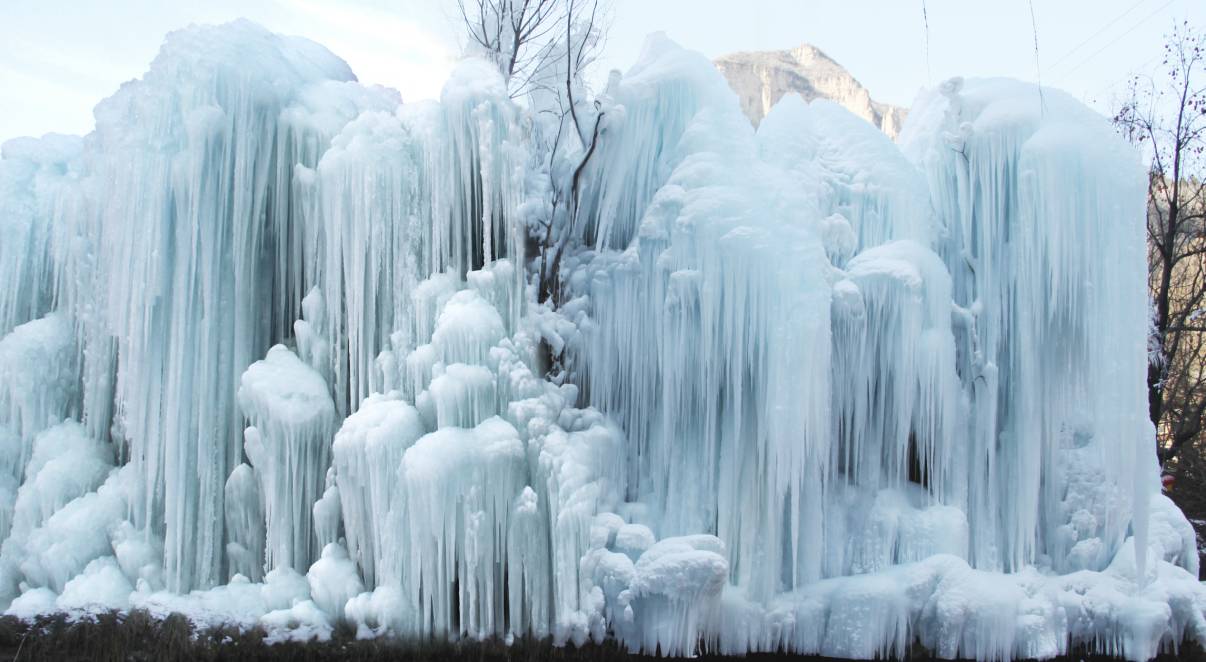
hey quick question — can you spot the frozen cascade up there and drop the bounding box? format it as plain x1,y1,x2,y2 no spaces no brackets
310,110,424,411
223,463,265,582
0,136,82,338
48,21,383,592
0,314,80,484
0,19,1202,662
237,344,337,575
899,78,1156,577
574,37,725,250
568,34,833,600
831,240,962,555
756,95,931,260
394,416,526,638
330,392,424,587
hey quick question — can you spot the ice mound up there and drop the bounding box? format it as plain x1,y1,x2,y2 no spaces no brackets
0,19,1200,662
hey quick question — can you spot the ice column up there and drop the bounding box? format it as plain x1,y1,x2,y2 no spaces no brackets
238,345,337,574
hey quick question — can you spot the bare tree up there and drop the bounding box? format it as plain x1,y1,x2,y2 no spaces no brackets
539,0,606,306
458,0,607,384
457,0,563,97
458,0,607,305
1114,22,1206,468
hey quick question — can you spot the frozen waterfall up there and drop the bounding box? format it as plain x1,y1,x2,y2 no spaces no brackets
0,19,1202,661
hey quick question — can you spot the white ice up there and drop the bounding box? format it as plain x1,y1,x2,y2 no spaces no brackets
0,19,1199,662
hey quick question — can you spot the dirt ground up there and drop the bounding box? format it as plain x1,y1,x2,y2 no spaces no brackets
0,611,1202,662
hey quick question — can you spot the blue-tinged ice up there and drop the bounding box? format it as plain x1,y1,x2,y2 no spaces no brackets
0,19,1200,662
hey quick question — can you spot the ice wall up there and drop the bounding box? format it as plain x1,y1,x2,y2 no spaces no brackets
238,345,336,573
52,21,378,591
0,20,525,595
0,20,1201,662
900,78,1156,577
0,136,81,337
558,35,1201,659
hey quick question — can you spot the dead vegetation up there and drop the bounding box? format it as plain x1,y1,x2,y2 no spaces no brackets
0,611,1202,662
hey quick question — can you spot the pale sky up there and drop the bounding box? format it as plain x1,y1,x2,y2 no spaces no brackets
1,0,1203,143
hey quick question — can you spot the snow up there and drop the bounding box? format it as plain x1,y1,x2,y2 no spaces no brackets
5,587,57,619
0,464,140,602
9,422,113,544
260,600,334,643
132,567,310,631
344,586,411,638
306,543,363,622
0,18,1199,662
57,557,134,612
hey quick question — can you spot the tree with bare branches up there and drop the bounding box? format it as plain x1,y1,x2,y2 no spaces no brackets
457,0,603,101
1114,22,1206,469
539,0,607,305
458,0,609,307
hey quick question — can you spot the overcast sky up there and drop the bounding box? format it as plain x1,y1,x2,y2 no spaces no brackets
1,0,1203,143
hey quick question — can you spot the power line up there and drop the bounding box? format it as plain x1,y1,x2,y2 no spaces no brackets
1048,0,1157,72
1052,0,1174,83
1029,0,1045,114
922,0,931,84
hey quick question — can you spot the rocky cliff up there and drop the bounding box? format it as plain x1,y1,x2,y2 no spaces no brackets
716,44,906,138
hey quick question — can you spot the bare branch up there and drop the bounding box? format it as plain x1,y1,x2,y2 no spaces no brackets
1116,23,1206,468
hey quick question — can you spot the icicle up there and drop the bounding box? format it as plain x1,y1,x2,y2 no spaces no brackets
0,313,79,482
0,135,82,337
331,392,425,588
393,417,526,639
311,112,422,411
238,345,336,575
224,463,265,582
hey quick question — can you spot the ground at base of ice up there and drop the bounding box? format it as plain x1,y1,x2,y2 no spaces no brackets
2,611,1203,662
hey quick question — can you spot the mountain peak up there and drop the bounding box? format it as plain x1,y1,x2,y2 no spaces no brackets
715,43,906,138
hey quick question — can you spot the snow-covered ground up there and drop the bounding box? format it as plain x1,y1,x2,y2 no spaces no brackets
0,19,1202,661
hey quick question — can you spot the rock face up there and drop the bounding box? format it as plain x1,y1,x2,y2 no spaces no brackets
715,44,906,138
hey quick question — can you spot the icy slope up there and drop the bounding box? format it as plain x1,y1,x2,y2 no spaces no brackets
0,20,1201,661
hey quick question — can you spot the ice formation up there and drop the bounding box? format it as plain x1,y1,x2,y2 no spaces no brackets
0,18,1202,661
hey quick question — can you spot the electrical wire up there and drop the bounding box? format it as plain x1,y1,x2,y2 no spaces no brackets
1047,0,1158,71
1052,0,1174,81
